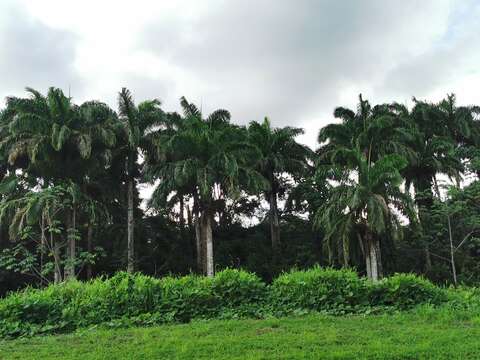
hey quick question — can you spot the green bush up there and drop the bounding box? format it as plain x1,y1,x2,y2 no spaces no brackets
0,269,267,338
269,267,369,315
369,273,447,309
211,269,267,318
155,275,217,322
0,268,451,339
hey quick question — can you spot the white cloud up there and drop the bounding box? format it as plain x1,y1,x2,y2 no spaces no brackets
1,0,479,151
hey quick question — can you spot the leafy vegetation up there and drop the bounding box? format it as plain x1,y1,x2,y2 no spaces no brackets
0,268,452,339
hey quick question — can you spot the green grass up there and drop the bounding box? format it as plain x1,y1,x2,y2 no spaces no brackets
2,310,480,359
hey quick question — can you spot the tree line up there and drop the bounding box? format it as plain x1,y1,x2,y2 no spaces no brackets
0,88,479,293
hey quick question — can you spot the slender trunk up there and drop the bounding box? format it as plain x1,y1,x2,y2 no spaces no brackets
186,204,195,268
193,194,202,273
69,207,76,279
86,223,93,279
127,176,135,273
327,238,334,266
433,175,441,198
40,212,46,279
64,211,71,279
54,242,62,283
52,230,62,283
201,217,207,274
201,210,214,277
269,191,281,262
47,213,62,283
358,233,365,256
205,213,214,277
64,209,76,280
365,229,382,281
374,237,383,279
365,234,372,280
195,216,202,272
415,179,434,280
179,195,185,232
187,205,193,229
342,236,350,267
447,214,458,287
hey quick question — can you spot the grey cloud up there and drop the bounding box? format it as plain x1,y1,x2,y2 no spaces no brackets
377,1,480,99
0,2,82,101
140,0,455,128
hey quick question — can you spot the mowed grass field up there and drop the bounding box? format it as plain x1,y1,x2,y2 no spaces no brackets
1,311,480,360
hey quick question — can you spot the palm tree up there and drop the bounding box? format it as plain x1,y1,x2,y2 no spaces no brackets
247,118,311,262
318,94,413,165
398,96,477,272
316,148,414,281
147,97,263,276
317,95,415,269
117,88,165,273
0,88,117,279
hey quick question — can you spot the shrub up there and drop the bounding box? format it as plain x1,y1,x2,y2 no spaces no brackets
0,269,268,338
211,269,267,318
0,268,453,339
155,274,217,322
269,267,369,315
369,273,448,309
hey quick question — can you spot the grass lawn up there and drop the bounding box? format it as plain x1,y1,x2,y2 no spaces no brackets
1,311,480,360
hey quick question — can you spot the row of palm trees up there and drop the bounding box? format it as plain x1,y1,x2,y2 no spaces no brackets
0,87,311,282
0,87,478,283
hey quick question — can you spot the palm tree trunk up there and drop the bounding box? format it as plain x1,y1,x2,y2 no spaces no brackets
69,207,77,279
127,176,135,273
47,213,62,283
269,191,281,262
365,229,382,281
415,179,434,279
433,175,441,198
193,194,202,273
64,208,76,280
342,236,350,267
40,212,46,280
375,238,383,278
86,223,93,279
327,238,334,266
201,210,214,277
179,195,185,232
364,236,372,280
195,216,202,272
447,214,458,287
53,237,62,284
187,205,193,229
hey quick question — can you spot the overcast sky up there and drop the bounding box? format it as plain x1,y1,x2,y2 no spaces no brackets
1,0,479,148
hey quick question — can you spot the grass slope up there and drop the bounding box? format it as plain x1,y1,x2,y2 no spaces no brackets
1,311,480,360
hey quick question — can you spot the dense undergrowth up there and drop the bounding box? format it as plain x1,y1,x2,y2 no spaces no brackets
0,267,472,339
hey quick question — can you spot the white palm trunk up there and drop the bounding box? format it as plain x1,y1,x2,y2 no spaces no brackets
205,214,214,277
